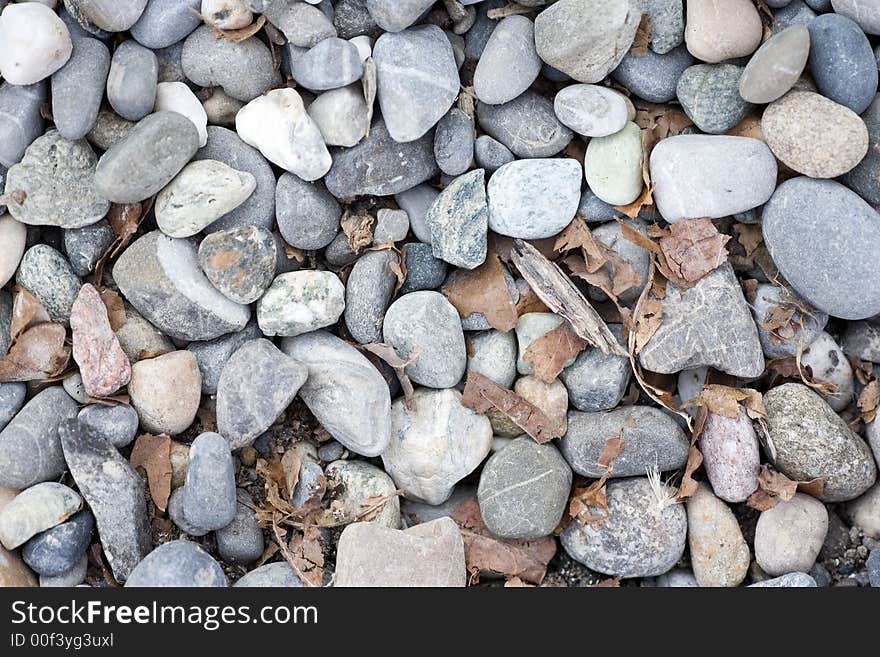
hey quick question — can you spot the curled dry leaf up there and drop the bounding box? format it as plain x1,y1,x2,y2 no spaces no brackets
858,379,880,424
629,14,652,57
0,289,70,383
522,323,589,383
746,464,826,511
733,223,763,258
341,209,375,254
656,218,730,289
451,499,557,585
442,252,518,332
683,384,767,420
614,182,655,220
515,282,549,316
676,445,703,501
567,432,626,528
273,519,323,588
360,342,419,410
129,433,173,512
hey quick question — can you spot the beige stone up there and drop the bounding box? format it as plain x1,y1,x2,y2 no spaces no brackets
128,351,201,435
0,546,37,587
755,493,828,576
685,0,763,64
514,375,568,436
0,214,26,288
686,484,750,587
846,481,880,539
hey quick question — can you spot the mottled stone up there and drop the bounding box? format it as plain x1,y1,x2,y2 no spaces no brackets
325,459,400,528
128,351,202,436
554,84,629,137
808,13,877,115
639,0,684,54
70,283,131,397
15,244,81,324
0,483,81,551
22,510,93,577
257,271,345,337
800,331,855,412
686,484,749,587
755,493,828,576
476,92,573,158
125,540,227,587
739,25,810,104
51,37,110,141
182,433,236,532
198,226,276,305
426,169,487,270
677,64,751,134
64,220,114,277
401,242,447,294
86,109,134,152
344,249,399,344
685,0,762,63
699,409,761,503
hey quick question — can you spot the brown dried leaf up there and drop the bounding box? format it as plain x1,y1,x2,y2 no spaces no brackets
341,209,375,254
461,372,563,444
360,342,419,410
129,434,173,512
9,288,51,340
676,445,703,501
557,218,642,301
858,379,880,424
281,450,302,501
733,223,763,257
747,465,826,511
442,252,518,332
522,323,589,383
613,182,655,219
0,322,70,382
99,289,127,332
684,384,767,420
633,296,662,354
515,283,549,316
657,218,730,288
630,14,652,57
568,480,609,527
210,14,266,42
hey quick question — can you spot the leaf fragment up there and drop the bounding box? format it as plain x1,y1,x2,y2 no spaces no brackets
442,252,518,332
129,434,173,512
522,323,589,383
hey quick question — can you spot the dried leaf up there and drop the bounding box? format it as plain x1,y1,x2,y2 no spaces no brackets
657,218,730,288
684,384,767,420
281,450,302,500
341,209,375,254
9,288,51,340
676,445,703,501
733,223,763,257
210,14,266,42
461,372,563,444
630,14,652,57
747,465,826,511
129,434,172,512
567,433,626,527
452,500,556,585
442,252,518,332
858,379,880,424
99,289,127,332
0,323,70,382
613,182,655,219
360,342,419,410
522,323,589,383
515,283,549,315
273,520,323,587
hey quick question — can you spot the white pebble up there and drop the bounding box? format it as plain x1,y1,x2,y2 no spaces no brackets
201,0,253,30
0,3,72,85
154,82,209,147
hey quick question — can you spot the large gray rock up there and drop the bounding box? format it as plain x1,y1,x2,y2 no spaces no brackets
292,37,363,91
77,404,139,449
476,92,573,158
124,540,227,587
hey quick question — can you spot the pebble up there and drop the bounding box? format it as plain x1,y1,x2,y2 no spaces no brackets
584,121,644,206
257,271,345,337
383,291,467,389
561,406,689,478
764,383,876,502
22,510,93,577
762,91,868,178
187,323,261,396
518,376,570,436
167,487,207,537
843,94,880,205
611,44,695,104
0,81,47,168
153,81,207,147
234,562,303,587
473,15,541,105
639,0,685,54
842,320,880,363
833,0,880,34
64,220,115,276
755,493,828,576
639,264,765,378
216,339,308,449
534,0,641,83
686,484,750,587
739,25,810,104
373,25,459,143
0,3,72,85
866,551,880,587
467,329,518,388
335,517,465,587
808,13,877,115
374,209,409,245
846,482,880,539
677,64,751,134
477,436,572,539
800,331,854,412
182,433,237,532
426,169,487,270
487,159,581,239
749,572,817,587
202,88,243,127
5,131,109,229
307,85,368,149
40,554,87,587
0,291,9,358
762,177,880,320
67,0,148,33
125,540,227,587
474,135,515,173
396,184,439,244
0,214,27,288
198,226,276,304
70,283,131,397
317,441,345,464
750,283,828,359
50,37,110,141
400,243,447,294
325,119,439,197
266,0,337,46
344,249,399,344
16,244,81,324
77,404,139,449
650,135,777,222
107,40,157,121
130,0,201,49
699,409,761,503
554,84,629,138
0,483,81,550
181,25,278,102
86,108,133,152
685,0,762,63
281,331,391,457
216,496,264,566
365,0,433,33
434,108,474,178
561,477,687,578
128,351,202,435
95,112,200,204
383,388,492,505
291,460,324,509
561,336,631,413
0,383,25,433
62,374,90,404
325,459,400,528
293,37,363,91
773,1,817,32
114,305,178,361
201,0,253,30
476,92,573,158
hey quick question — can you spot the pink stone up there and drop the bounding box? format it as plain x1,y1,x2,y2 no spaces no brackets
699,408,761,503
70,284,131,398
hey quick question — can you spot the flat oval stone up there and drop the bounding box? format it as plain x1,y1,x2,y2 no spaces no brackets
699,408,761,503
762,91,868,178
650,135,778,222
474,135,515,173
476,91,573,158
265,0,336,47
50,37,110,141
0,81,46,168
256,271,345,337
182,432,237,531
77,403,139,448
754,492,828,575
22,510,93,577
808,13,877,114
107,40,157,121
426,169,488,270
198,226,276,304
487,158,582,239
129,350,202,435
554,84,629,137
686,484,750,587
583,121,644,206
124,540,227,587
685,0,762,63
739,25,810,104
281,330,392,457
131,0,201,49
308,84,369,149
762,177,880,320
474,15,541,105
611,44,694,104
0,3,72,86
293,37,363,91
15,244,81,324
94,111,200,204
275,173,340,250
0,483,82,550
344,249,399,344
677,64,751,134
842,94,880,205
434,108,474,177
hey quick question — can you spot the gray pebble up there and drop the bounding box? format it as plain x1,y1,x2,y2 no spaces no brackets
77,404,139,449
130,0,201,49
275,173,340,250
264,0,336,47
167,487,208,537
464,0,506,60
40,554,88,587
677,64,752,134
15,244,81,324
749,572,818,587
561,326,631,411
51,38,110,140
640,0,685,54
842,94,880,205
755,493,828,575
345,249,400,344
0,81,47,168
334,0,381,40
187,321,262,395
0,382,25,433
400,242,447,294
216,494,264,566
86,109,134,152
64,220,115,277
22,511,93,577
467,329,518,388
474,135,515,173
293,37,363,91
612,44,694,103
373,208,409,244
0,483,82,551
772,1,817,33
473,15,541,105
317,441,345,463
427,169,488,270
395,183,438,243
324,231,359,268
434,108,475,177
291,460,325,508
107,40,158,121
182,432,237,532
125,540,227,587
476,92,573,158
808,13,877,115
234,562,303,587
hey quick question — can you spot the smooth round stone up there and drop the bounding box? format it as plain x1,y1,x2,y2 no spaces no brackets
487,159,581,239
198,226,276,305
275,173,340,250
154,81,207,147
15,244,80,324
434,108,474,178
114,304,175,365
234,562,303,587
167,487,207,537
344,249,399,344
400,242,447,294
22,510,93,577
396,184,439,244
685,0,762,63
325,459,401,528
292,37,363,91
764,383,877,501
182,432,236,532
584,121,643,206
755,493,828,576
751,283,828,359
677,64,751,134
265,0,336,46
186,321,261,395
130,0,201,49
374,208,409,245
373,25,459,143
194,126,276,233
611,44,694,104
76,404,138,449
561,477,687,578
216,496,264,566
739,25,810,104
64,219,114,277
62,374,90,405
383,291,467,389
257,271,345,337
39,553,87,587
365,0,433,32
0,483,82,550
699,409,761,503
474,135,515,173
808,13,877,115
107,40,157,122
800,331,854,412
554,84,629,138
426,169,488,270
833,0,880,34
561,334,631,412
478,436,572,539
66,0,148,32
95,111,199,204
473,15,541,105
128,351,202,435
650,135,777,222
476,91,573,158
762,177,880,320
467,329,518,388
383,388,492,505
0,383,26,433
749,572,818,587
686,484,750,588
515,313,569,375
842,94,880,205
640,0,685,54
181,25,278,102
324,232,358,267
0,81,47,168
125,540,227,587
308,84,368,148
51,37,110,141
763,91,868,178
0,214,27,288
562,406,688,478
281,331,392,457
534,0,640,83
846,481,880,539
0,3,72,85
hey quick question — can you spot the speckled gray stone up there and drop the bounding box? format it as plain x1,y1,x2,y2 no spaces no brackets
167,487,207,537
762,177,880,320
554,84,629,138
842,320,880,363
275,173,340,250
40,554,88,587
467,329,518,389
50,37,110,140
182,433,236,532
0,383,25,433
334,0,381,39
373,208,409,244
257,270,345,337
772,1,817,33
291,460,324,509
86,109,134,152
639,0,685,54
612,44,694,103
676,64,751,134
749,572,817,587
426,169,488,270
186,321,262,395
383,291,467,389
64,220,115,277
842,94,880,205
77,404,139,449
64,0,148,33
216,494,264,566
750,283,828,359
216,339,308,450
755,492,828,576
474,135,515,173
234,562,304,587
125,540,227,587
264,0,337,47
130,0,201,49
22,511,93,577
198,226,277,305
325,459,401,528
560,336,630,412
476,92,573,158
401,243,448,294
808,13,877,115
434,108,475,177
473,15,541,105
107,40,157,121
478,437,572,539
0,483,82,551
344,249,400,344
292,37,363,91
15,245,81,324
0,81,46,168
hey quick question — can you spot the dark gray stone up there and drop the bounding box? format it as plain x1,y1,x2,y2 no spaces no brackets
107,40,158,121
234,562,303,587
344,249,400,344
0,382,25,433
400,242,448,294
22,511,93,577
292,37,363,91
15,245,81,324
51,37,110,141
842,94,880,205
324,232,359,267
474,135,515,173
366,0,434,32
677,64,751,134
130,0,201,49
464,0,506,60
186,321,262,395
124,540,227,587
167,487,208,537
40,554,88,587
155,41,186,83
434,108,475,177
216,493,264,566
808,13,877,114
198,226,277,305
0,81,46,168
842,319,880,363
868,549,880,587
76,404,139,449
334,0,381,39
64,220,115,277
182,432,237,531
611,44,694,103
0,292,9,358
561,333,632,413
476,92,573,158
275,173,340,250
426,169,488,270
